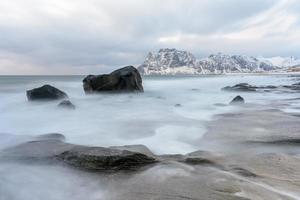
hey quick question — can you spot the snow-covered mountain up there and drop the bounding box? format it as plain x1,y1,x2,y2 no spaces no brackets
198,53,275,73
138,48,201,75
138,48,296,75
258,56,300,68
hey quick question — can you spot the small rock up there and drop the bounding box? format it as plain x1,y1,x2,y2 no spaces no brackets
231,167,257,177
175,104,182,107
27,85,68,101
58,100,75,109
222,83,257,92
230,95,245,105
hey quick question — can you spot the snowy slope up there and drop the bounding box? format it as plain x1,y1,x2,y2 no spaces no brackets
258,56,300,68
138,49,279,75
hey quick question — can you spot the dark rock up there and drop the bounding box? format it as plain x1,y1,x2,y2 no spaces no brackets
27,85,68,101
283,84,300,90
110,145,155,157
34,133,66,142
222,83,257,92
261,85,277,89
1,136,157,171
246,138,300,145
223,83,280,93
230,95,245,105
230,167,257,177
83,66,143,93
58,100,75,109
184,157,216,165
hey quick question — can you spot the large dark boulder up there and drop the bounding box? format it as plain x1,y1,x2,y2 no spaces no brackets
83,66,143,93
27,85,68,101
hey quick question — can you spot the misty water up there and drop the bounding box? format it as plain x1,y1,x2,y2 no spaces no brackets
1,74,300,200
0,75,298,153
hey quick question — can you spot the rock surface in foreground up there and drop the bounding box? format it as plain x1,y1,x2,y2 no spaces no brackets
83,66,143,93
27,85,68,101
1,136,157,171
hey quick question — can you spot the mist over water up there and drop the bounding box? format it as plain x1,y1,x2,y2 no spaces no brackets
1,75,300,200
0,75,297,154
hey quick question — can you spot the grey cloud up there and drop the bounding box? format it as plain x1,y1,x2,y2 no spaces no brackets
0,0,298,74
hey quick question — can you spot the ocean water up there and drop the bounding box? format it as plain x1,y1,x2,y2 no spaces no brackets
1,74,300,200
0,74,297,154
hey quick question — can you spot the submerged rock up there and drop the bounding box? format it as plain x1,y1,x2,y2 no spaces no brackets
26,85,68,101
34,133,66,142
222,83,257,92
58,100,75,109
230,95,245,105
83,66,143,93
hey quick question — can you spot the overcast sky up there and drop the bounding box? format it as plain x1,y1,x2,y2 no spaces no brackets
0,0,299,74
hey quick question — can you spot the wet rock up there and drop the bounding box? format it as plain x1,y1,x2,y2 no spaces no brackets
58,100,75,109
230,167,257,177
109,144,156,157
57,147,157,171
230,95,245,105
222,83,257,92
184,157,216,165
184,151,222,166
247,138,300,145
83,66,143,93
34,133,66,142
26,85,68,101
282,83,300,90
1,136,157,171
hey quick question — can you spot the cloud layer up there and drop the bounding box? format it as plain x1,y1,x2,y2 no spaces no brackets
0,0,299,74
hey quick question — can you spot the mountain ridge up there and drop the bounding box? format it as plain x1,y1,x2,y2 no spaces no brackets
138,48,300,75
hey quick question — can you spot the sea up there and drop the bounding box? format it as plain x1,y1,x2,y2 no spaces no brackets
1,74,300,200
0,74,298,154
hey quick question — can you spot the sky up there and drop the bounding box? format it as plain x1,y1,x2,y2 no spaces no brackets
0,0,299,74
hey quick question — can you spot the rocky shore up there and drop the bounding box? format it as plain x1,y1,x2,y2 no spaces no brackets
2,72,300,199
2,101,300,199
